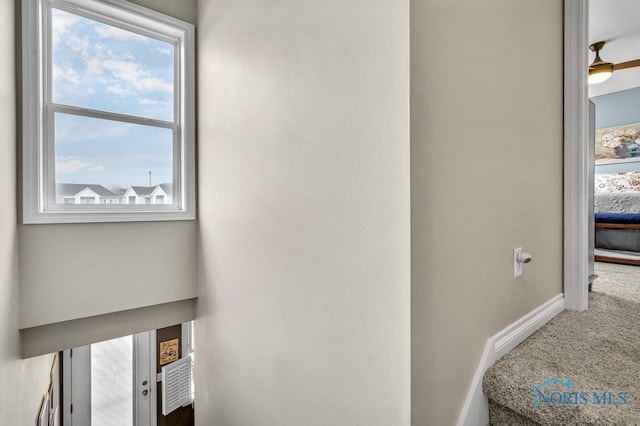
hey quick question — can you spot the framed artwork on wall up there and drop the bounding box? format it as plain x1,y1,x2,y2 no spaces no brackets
159,338,180,366
596,122,640,164
37,395,48,426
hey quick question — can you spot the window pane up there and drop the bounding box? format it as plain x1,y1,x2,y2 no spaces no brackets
51,8,174,121
91,335,133,426
54,113,173,204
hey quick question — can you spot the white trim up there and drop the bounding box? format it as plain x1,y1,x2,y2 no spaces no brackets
22,0,44,225
457,294,565,426
563,0,589,311
48,104,175,129
492,294,565,360
181,321,193,356
62,346,92,426
457,339,493,426
62,349,71,426
150,331,157,426
134,330,157,426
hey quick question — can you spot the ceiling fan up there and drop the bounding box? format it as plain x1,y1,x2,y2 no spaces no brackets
589,41,640,84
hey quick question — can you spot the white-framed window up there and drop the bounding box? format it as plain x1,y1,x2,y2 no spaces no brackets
22,0,195,224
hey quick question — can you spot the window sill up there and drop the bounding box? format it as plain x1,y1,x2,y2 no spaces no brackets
23,210,196,224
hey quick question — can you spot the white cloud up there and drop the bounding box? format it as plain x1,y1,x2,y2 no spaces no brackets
63,68,81,86
51,9,79,48
56,118,134,143
102,58,173,93
102,58,143,82
66,34,89,56
154,47,172,56
107,85,133,96
138,98,172,106
52,64,81,86
94,25,147,42
51,68,78,102
51,10,173,112
137,77,173,93
86,57,105,76
138,98,173,120
121,51,136,61
52,63,61,80
56,158,106,174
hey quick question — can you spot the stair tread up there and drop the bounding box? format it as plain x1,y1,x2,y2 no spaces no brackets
489,401,540,426
483,292,640,425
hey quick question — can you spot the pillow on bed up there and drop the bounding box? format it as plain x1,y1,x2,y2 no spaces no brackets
595,171,640,194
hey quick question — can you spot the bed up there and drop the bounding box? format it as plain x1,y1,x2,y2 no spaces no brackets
594,173,640,265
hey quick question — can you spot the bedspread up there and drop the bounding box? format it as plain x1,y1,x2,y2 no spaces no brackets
595,192,640,213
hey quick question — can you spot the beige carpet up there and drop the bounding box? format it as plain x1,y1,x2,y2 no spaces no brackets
483,292,640,425
593,261,640,303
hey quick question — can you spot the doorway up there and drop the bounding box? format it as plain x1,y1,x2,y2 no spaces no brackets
62,332,157,426
62,322,194,426
588,0,640,300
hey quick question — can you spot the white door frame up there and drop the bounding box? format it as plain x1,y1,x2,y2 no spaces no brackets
134,331,158,426
62,346,91,426
564,0,589,311
62,331,157,426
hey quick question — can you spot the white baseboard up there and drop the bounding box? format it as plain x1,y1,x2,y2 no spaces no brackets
456,294,565,426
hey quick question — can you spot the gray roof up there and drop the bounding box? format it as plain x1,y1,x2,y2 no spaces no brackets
130,183,172,196
130,186,156,196
57,183,117,197
159,183,173,195
110,187,128,196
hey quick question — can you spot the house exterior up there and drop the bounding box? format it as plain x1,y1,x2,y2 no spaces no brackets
56,183,121,205
2,1,568,425
122,184,172,205
56,183,171,205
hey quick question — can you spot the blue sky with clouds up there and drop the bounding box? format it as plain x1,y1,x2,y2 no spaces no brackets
52,7,174,190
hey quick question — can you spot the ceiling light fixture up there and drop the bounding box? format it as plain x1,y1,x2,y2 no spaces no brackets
588,41,614,85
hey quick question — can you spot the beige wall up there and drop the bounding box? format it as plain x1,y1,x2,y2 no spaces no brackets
21,298,196,357
4,3,62,426
9,0,564,424
18,0,198,330
411,0,563,424
196,0,410,424
0,0,20,422
20,222,197,328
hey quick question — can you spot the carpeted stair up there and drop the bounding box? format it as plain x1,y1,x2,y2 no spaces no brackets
482,292,640,425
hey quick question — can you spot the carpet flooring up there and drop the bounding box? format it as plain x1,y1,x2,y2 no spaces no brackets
488,401,539,426
594,261,640,303
483,292,640,425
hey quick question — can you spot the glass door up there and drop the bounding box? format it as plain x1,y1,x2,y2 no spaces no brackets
63,332,156,426
91,335,134,426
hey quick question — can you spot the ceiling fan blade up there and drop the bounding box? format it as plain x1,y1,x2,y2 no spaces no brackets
614,59,640,71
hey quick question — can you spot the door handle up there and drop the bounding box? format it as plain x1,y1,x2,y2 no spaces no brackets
142,390,149,396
